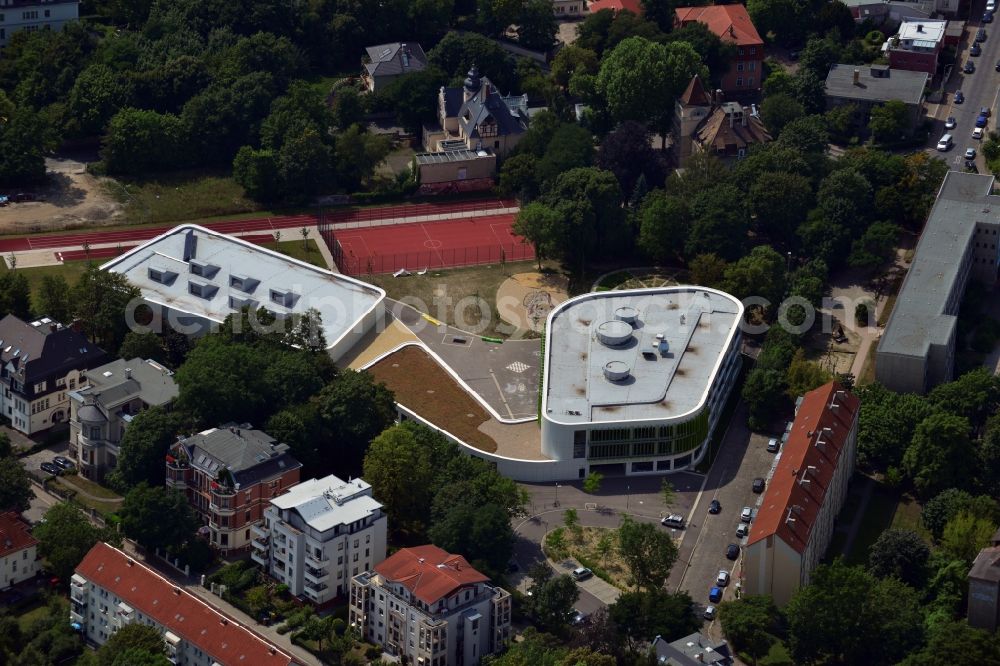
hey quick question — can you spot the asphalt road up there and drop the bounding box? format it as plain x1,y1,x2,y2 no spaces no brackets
937,4,1000,169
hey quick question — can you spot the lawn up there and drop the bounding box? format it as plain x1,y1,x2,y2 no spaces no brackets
15,598,63,632
109,171,269,225
0,259,95,313
275,239,326,268
366,345,499,453
58,473,122,500
365,259,563,338
890,492,931,541
844,480,899,565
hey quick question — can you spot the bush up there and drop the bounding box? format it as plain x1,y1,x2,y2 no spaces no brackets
855,302,871,326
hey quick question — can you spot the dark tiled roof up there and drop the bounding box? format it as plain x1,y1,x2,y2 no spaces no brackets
176,426,301,487
442,87,464,118
364,42,428,78
680,75,712,106
454,79,527,140
0,315,106,388
695,104,771,152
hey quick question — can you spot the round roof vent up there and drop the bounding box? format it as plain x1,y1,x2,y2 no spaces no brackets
596,320,633,347
603,360,630,382
615,306,639,326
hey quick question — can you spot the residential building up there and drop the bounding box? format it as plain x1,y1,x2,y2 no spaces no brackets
651,632,733,665
875,171,1000,394
72,542,298,665
968,528,1000,632
252,475,387,606
588,0,643,14
166,425,302,555
412,149,497,196
540,286,744,480
363,42,428,93
744,383,860,606
674,5,764,95
0,0,79,48
0,511,37,590
886,19,946,74
841,0,958,24
0,315,106,436
349,545,511,666
674,76,770,165
100,225,385,361
68,357,179,483
423,67,529,158
553,0,586,18
824,64,928,133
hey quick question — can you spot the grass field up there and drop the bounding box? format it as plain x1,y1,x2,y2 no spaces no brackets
59,473,122,500
890,492,930,541
844,480,898,565
275,239,326,267
543,525,631,590
109,171,267,225
16,600,54,632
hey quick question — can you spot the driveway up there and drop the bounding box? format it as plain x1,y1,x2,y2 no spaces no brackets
19,440,70,480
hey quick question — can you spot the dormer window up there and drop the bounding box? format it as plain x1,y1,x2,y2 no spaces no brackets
188,280,218,299
229,295,257,311
148,266,177,285
269,288,297,308
189,259,219,279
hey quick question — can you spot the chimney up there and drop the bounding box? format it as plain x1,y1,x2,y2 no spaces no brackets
125,367,132,380
49,323,57,333
69,319,84,333
853,68,860,85
917,23,923,32
741,108,748,127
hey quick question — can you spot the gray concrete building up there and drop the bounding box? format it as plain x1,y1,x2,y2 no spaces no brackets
875,171,1000,393
824,64,927,132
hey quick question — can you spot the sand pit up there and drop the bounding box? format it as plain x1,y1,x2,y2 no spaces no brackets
496,272,569,333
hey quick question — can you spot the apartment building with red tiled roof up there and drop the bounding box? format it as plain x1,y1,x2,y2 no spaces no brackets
0,511,38,590
743,382,859,606
675,4,764,94
349,545,511,666
72,542,298,666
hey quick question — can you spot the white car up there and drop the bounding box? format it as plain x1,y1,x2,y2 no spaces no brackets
704,605,717,620
989,0,997,13
937,134,954,151
975,127,985,140
741,506,753,523
736,523,749,538
717,570,731,586
661,514,685,529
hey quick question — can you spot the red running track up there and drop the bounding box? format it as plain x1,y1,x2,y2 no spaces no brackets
332,214,534,275
55,234,278,262
0,198,516,253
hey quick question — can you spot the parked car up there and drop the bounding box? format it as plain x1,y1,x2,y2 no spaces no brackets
978,28,988,42
938,134,954,151
726,543,740,560
767,438,779,452
709,499,722,514
53,456,75,470
717,570,731,586
966,160,980,171
967,147,978,159
976,114,988,128
569,609,588,625
572,567,593,581
704,605,717,620
661,514,685,529
752,477,766,493
956,90,966,103
990,0,998,12
741,506,753,523
736,523,749,538
975,127,985,140
946,116,957,129
985,10,994,22
709,586,723,603
972,43,982,56
40,462,60,475
966,60,976,73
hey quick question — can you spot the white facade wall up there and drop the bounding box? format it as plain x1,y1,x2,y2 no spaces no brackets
1,368,83,435
0,543,36,589
0,1,79,47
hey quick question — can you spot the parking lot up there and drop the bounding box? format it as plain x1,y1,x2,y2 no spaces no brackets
19,440,71,481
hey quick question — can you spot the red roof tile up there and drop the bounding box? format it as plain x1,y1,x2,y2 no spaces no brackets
589,0,644,15
0,511,36,558
679,75,713,106
75,543,295,666
747,382,859,554
674,5,764,46
374,545,489,606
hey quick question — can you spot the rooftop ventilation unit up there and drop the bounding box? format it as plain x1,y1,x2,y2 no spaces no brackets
614,306,639,326
603,360,630,382
596,320,632,347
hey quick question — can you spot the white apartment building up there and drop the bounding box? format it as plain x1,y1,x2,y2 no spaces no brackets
350,545,512,666
72,542,298,666
0,511,37,590
252,475,387,606
0,0,79,47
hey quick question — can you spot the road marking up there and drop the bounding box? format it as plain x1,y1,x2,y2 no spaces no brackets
675,465,725,593
489,370,515,419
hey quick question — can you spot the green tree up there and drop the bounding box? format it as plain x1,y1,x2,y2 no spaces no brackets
525,564,580,631
867,528,930,588
747,0,803,45
922,489,1000,540
34,503,112,581
331,88,364,131
899,620,1000,666
514,202,561,269
609,589,700,652
280,128,335,199
636,190,689,262
232,146,280,202
760,93,805,136
117,331,167,366
785,349,833,399
596,532,614,567
318,369,396,471
0,456,32,511
747,170,814,242
120,483,198,552
429,501,514,578
536,124,594,187
616,516,678,590
848,221,900,269
96,624,167,666
904,413,975,498
0,270,31,320
428,32,515,91
869,100,910,141
335,124,391,191
721,245,787,312
363,423,436,538
777,114,831,155
70,266,142,353
551,45,599,88
927,367,1000,429
855,382,932,472
596,120,663,200
544,167,625,269
174,336,272,425
686,185,748,260
103,108,185,175
67,63,135,137
718,595,781,664
583,471,603,494
107,407,184,492
35,274,72,322
380,67,448,135
0,103,54,187
0,432,10,458
517,0,557,50
689,253,728,288
498,153,539,200
941,511,997,563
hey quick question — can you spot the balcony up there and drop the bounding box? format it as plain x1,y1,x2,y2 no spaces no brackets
304,580,328,594
305,551,330,568
251,550,270,566
304,566,330,584
252,536,269,550
165,459,190,488
70,605,85,624
209,486,236,515
251,523,268,539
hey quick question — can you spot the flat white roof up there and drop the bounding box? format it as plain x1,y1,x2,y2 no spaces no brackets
897,18,945,43
271,475,382,533
543,287,742,425
101,225,384,351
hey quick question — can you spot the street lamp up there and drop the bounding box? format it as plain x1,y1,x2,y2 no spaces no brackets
555,483,560,508
626,484,631,511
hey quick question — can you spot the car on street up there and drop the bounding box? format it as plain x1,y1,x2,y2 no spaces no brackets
767,437,779,452
938,134,954,151
972,43,983,56
709,499,722,514
40,462,60,475
736,523,749,538
704,605,717,620
726,543,740,560
991,0,998,12
975,127,985,140
661,514,685,528
967,147,978,159
986,10,994,21
978,28,988,42
956,90,966,103
977,114,988,128
741,506,753,523
709,586,722,603
967,160,980,171
717,570,731,586
572,567,593,581
983,107,992,117
752,477,766,493
966,61,976,73
946,116,957,129
53,456,74,470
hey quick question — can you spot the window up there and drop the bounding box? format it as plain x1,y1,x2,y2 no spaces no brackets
69,378,76,389
44,9,50,17
56,377,66,388
34,381,46,393
22,10,38,19
737,77,743,86
748,62,755,72
738,48,744,56
750,47,756,55
747,78,754,87
245,510,251,521
737,62,744,72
